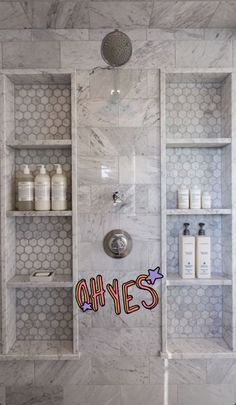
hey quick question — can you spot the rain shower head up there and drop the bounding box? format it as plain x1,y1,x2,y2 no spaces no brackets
101,30,132,67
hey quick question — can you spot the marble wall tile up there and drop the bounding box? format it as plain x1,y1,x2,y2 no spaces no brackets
89,1,153,29
175,28,205,40
150,358,207,385
120,327,161,355
91,355,149,385
208,1,236,29
147,29,175,41
89,28,147,41
127,40,175,69
6,386,64,405
207,359,236,384
78,156,119,184
0,29,32,41
64,385,120,405
150,1,219,29
2,41,60,69
176,41,232,68
78,214,105,242
0,387,5,405
0,361,34,385
61,41,104,69
205,28,236,41
121,385,177,405
119,156,160,185
120,214,160,240
79,328,120,355
119,99,159,127
77,186,91,213
34,358,91,385
78,100,119,127
0,2,32,29
32,29,89,41
177,384,234,405
32,0,89,29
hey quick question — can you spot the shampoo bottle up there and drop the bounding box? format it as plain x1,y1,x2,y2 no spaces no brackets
190,185,201,209
196,223,211,278
16,164,34,211
34,165,50,211
51,164,67,211
179,223,195,278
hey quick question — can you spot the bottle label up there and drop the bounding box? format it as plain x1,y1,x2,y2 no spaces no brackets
35,182,50,201
18,181,34,202
52,181,66,201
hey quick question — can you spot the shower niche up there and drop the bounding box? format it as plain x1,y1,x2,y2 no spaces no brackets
161,70,235,358
0,70,78,359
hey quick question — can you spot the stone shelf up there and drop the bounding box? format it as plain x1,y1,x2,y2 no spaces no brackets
162,338,232,359
5,340,77,360
7,274,73,288
166,273,232,286
166,209,231,216
7,210,72,217
7,140,72,149
166,138,232,148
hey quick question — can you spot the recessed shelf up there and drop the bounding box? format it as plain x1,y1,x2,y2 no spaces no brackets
166,209,232,216
7,274,73,288
162,338,232,359
166,273,232,286
166,138,232,148
7,210,72,217
5,340,77,360
7,140,72,149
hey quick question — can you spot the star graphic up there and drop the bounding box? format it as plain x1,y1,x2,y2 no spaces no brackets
80,302,92,312
145,266,163,285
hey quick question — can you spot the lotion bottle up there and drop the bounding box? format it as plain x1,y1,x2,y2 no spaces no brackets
179,223,195,278
34,165,50,211
51,164,67,211
190,185,201,209
16,164,34,211
178,186,189,209
196,223,211,278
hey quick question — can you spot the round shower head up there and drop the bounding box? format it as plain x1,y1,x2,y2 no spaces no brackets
101,30,132,67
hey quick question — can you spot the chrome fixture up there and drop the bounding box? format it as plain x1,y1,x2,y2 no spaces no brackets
103,229,132,259
112,191,123,206
101,30,132,67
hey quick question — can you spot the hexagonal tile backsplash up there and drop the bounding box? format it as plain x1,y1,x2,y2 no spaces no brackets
16,217,72,275
167,286,223,338
166,82,222,139
166,147,222,209
16,288,73,340
15,84,71,141
167,215,222,275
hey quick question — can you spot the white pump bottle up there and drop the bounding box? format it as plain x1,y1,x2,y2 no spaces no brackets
34,165,50,211
51,164,67,211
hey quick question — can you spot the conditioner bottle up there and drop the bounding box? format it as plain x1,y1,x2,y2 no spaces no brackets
51,164,67,210
34,165,50,211
179,223,195,278
196,223,211,278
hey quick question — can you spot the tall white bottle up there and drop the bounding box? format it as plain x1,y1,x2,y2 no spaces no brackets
16,164,34,211
179,223,195,278
51,164,67,211
196,223,211,278
34,165,50,211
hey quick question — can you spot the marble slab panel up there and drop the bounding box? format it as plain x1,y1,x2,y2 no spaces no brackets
121,385,177,405
2,42,60,69
119,99,159,127
177,384,234,405
0,2,32,29
78,100,119,127
119,156,160,185
120,214,160,240
79,328,120,355
89,28,147,41
126,40,175,69
6,386,63,405
208,1,236,29
176,41,232,68
61,41,104,69
32,29,89,41
120,327,161,355
0,360,34,385
207,359,236,384
63,385,120,405
78,156,119,184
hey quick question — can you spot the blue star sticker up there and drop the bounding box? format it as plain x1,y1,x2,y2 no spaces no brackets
80,302,92,312
145,266,163,285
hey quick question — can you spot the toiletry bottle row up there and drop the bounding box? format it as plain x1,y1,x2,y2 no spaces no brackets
178,186,211,209
16,164,67,211
179,223,211,279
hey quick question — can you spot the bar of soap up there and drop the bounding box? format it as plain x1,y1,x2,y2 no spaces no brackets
30,271,54,282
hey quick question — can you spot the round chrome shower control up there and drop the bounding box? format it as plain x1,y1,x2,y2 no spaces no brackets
103,230,132,259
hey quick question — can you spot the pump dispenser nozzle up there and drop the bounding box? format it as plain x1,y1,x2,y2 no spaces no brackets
183,223,190,236
22,164,30,175
54,164,62,174
38,164,46,175
198,223,205,236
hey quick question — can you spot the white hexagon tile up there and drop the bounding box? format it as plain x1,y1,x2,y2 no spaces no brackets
16,288,73,340
166,82,222,139
166,147,222,209
167,286,223,338
15,84,71,141
16,217,72,275
167,216,222,275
